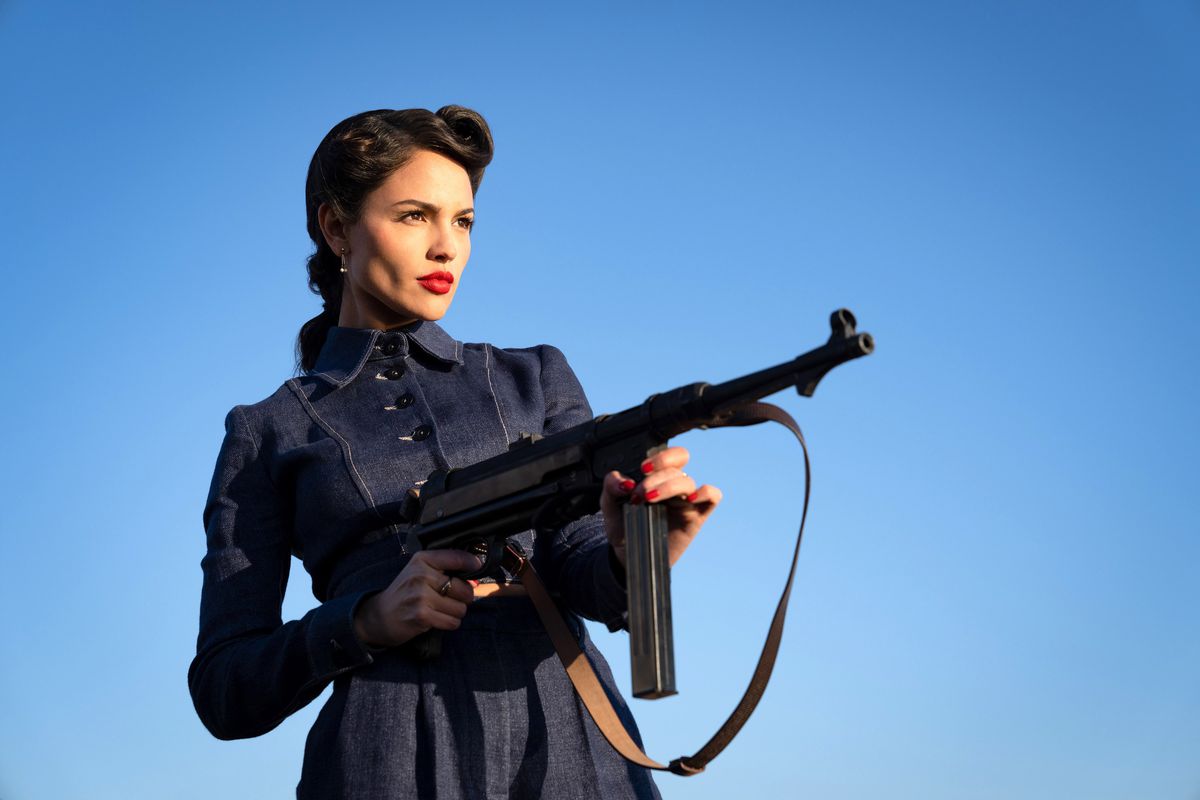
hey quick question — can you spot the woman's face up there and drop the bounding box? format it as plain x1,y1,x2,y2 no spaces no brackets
327,149,475,330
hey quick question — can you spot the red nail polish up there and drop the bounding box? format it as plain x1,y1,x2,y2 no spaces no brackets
468,579,479,587
630,494,643,505
641,461,654,474
645,489,660,501
619,479,636,492
687,491,699,503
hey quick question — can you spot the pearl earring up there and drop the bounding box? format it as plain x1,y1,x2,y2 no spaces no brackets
339,247,348,274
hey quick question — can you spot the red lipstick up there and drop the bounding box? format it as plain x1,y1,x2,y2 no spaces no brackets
417,271,454,295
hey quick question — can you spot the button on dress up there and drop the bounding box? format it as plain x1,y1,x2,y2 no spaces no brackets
188,321,660,799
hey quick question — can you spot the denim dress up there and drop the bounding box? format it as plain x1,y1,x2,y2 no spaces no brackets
188,321,661,799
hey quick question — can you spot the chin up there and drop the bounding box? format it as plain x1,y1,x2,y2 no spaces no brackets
409,299,453,323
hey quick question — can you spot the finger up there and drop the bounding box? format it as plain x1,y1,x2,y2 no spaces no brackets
639,446,690,476
600,470,636,512
429,591,472,619
639,467,696,497
415,604,467,631
403,560,459,597
602,470,636,495
609,470,638,495
429,573,464,596
400,558,447,590
418,549,485,574
685,484,723,513
440,577,476,604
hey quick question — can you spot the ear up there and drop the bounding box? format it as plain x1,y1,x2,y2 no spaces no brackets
317,203,351,254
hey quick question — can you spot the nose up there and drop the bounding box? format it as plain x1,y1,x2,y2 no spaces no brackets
427,222,457,264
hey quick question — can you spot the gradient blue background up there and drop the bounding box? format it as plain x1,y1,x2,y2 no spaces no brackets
1,1,1197,798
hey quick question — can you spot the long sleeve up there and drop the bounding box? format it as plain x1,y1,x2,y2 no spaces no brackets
188,406,377,740
531,346,630,631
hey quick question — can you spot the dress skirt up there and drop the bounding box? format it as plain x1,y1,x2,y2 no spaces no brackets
296,596,662,800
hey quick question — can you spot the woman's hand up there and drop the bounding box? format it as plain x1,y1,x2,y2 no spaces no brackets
599,445,722,569
352,550,482,649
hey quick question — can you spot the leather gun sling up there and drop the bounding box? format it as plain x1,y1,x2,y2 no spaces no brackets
518,401,810,776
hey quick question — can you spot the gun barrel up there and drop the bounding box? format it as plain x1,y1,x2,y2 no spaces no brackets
704,329,874,412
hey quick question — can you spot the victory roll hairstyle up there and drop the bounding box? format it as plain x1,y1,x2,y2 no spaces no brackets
297,105,494,371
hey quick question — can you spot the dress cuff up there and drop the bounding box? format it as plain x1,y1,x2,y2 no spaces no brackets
599,544,630,632
306,591,377,676
607,544,627,587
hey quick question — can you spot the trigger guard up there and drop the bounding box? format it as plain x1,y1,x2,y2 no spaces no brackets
456,538,507,581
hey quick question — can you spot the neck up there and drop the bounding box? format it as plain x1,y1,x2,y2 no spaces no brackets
338,283,418,331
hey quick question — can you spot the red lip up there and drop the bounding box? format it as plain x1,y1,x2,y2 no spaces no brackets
417,271,454,295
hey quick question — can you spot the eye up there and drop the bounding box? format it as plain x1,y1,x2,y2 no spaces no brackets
456,216,475,231
397,210,426,223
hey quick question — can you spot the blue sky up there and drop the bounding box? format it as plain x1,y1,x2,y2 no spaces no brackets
1,1,1197,798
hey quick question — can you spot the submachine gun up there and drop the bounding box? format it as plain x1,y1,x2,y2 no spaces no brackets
405,308,874,711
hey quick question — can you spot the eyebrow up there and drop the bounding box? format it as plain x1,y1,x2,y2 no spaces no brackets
391,198,474,216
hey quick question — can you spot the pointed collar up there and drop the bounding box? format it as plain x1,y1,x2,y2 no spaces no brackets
309,320,463,388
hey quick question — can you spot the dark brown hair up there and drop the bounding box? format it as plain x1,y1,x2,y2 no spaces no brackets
297,105,494,372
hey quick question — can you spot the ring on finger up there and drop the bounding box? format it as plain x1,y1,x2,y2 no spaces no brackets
438,577,453,596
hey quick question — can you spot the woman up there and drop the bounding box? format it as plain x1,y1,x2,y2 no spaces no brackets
189,106,721,799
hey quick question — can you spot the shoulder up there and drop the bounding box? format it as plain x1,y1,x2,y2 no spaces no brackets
462,341,591,432
460,341,587,401
462,341,577,381
215,380,308,445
